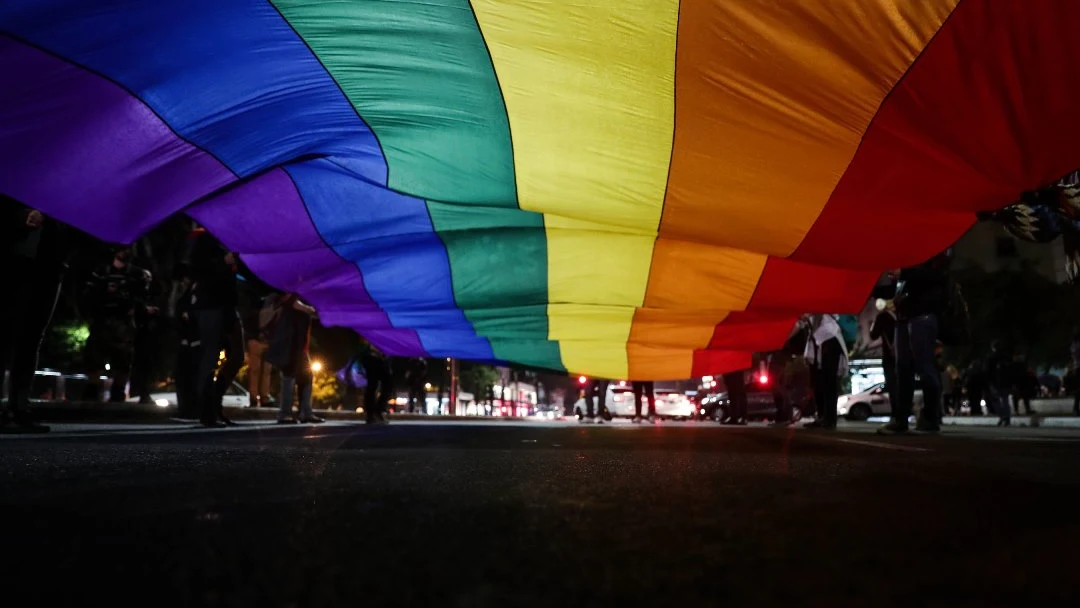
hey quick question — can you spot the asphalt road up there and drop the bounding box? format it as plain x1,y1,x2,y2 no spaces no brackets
2,421,1078,607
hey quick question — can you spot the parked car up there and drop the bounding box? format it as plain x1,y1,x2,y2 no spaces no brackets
574,385,695,420
713,382,814,422
127,380,249,408
3,369,113,402
837,382,924,421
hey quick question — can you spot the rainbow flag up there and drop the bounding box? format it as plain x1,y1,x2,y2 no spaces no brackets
3,1,1079,379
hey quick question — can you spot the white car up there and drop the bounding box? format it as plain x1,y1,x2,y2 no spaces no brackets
837,383,923,421
575,385,695,420
128,380,250,408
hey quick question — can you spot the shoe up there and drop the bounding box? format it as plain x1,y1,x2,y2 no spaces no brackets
300,415,325,424
877,420,911,435
915,419,940,433
219,415,239,427
277,417,298,424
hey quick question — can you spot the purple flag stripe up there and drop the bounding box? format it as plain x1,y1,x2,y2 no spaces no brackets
0,34,234,244
188,168,426,356
0,34,426,356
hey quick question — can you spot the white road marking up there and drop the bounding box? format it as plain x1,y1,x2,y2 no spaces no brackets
827,437,932,452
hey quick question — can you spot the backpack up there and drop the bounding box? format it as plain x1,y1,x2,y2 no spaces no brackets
937,277,971,346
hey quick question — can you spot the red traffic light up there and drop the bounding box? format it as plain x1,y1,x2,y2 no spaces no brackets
757,373,769,386
578,375,588,385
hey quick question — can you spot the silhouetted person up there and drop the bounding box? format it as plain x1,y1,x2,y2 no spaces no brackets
584,378,610,423
172,277,199,420
804,314,847,430
128,262,160,404
720,370,748,425
359,340,392,424
870,306,897,415
1010,357,1037,416
985,341,1013,426
0,196,75,433
963,360,986,416
880,253,948,435
81,248,151,402
632,381,656,422
185,228,244,428
267,294,322,424
405,358,428,414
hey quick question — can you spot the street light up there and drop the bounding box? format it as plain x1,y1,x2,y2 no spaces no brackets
310,360,323,373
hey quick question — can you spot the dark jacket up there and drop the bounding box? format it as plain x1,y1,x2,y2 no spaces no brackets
895,257,949,321
2,195,76,271
985,350,1014,391
183,229,238,311
82,261,151,320
266,295,312,376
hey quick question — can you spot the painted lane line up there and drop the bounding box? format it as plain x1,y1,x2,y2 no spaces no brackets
828,437,933,453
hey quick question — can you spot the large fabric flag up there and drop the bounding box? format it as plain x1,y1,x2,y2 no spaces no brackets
3,1,1079,380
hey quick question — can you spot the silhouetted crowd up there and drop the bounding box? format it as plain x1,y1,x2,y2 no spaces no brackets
1,198,411,433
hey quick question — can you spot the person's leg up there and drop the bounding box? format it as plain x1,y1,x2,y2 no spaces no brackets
297,373,315,420
278,373,296,420
81,321,108,401
773,386,789,423
214,311,245,412
192,310,224,425
378,371,394,419
364,374,379,423
819,339,842,428
892,321,915,428
908,316,941,429
258,342,273,405
7,268,62,420
108,339,134,402
0,258,25,408
246,340,263,407
734,376,748,420
176,344,197,418
585,381,597,419
992,386,1010,425
596,380,609,419
722,372,744,421
809,365,825,420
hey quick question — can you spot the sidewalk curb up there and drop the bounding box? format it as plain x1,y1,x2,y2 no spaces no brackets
943,416,1080,429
